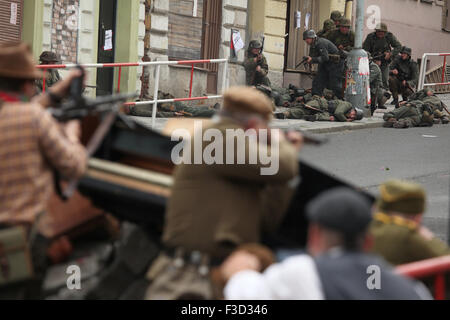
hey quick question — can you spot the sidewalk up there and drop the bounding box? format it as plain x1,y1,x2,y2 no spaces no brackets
128,93,450,134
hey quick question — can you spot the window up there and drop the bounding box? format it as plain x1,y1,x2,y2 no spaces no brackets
168,0,204,60
0,0,23,44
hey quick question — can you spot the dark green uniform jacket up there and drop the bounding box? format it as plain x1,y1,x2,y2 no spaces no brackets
244,53,271,87
370,212,450,266
363,32,402,63
324,29,355,51
390,56,419,88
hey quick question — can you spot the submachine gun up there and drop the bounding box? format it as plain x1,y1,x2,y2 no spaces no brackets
49,65,138,200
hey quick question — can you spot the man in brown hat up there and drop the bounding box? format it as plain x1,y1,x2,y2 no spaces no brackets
36,51,62,92
370,180,450,266
162,86,302,261
0,42,87,298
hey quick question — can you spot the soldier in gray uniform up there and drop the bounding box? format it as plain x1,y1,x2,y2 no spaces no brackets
36,51,61,92
363,23,402,89
369,53,391,113
303,30,345,99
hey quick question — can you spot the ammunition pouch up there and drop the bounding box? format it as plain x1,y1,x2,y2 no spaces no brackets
0,226,34,288
329,54,341,64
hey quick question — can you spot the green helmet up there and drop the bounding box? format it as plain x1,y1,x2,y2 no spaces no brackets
249,40,263,50
401,46,412,56
330,11,342,22
339,18,351,28
375,23,388,32
39,51,60,63
323,19,335,31
355,108,364,121
303,29,317,40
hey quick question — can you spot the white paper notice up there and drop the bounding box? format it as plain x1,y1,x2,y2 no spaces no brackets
358,57,370,75
193,0,198,17
10,3,17,25
232,30,245,53
305,13,311,29
295,11,301,29
104,30,113,51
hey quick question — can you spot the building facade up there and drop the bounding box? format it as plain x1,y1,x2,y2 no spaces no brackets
1,0,448,96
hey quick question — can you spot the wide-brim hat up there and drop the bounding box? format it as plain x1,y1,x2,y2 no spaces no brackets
223,86,273,121
0,42,43,79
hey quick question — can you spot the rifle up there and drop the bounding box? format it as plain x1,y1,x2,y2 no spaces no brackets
283,129,329,146
296,56,310,70
50,65,138,200
391,69,416,94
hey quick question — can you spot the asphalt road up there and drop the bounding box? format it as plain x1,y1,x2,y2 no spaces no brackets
300,125,450,242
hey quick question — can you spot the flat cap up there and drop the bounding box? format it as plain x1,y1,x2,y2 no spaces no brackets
376,180,426,215
223,86,273,121
306,187,372,235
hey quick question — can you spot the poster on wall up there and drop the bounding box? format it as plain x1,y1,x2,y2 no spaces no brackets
10,3,17,25
295,11,301,29
104,30,113,51
305,13,311,29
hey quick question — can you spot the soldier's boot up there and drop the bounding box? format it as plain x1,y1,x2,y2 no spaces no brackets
383,118,396,128
378,91,391,110
442,116,449,124
433,118,442,125
393,119,412,129
304,115,317,122
274,112,288,120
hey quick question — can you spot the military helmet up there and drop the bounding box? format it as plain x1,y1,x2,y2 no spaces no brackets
355,108,364,120
249,40,263,50
375,22,388,32
39,51,60,63
330,11,342,22
339,18,351,28
303,29,317,40
401,46,412,56
323,19,335,30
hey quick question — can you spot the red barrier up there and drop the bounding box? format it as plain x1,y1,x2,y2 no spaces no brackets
396,255,450,300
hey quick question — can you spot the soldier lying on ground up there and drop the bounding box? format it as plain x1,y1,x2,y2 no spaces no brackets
276,95,364,122
383,99,434,129
130,91,220,118
406,88,449,124
383,88,449,128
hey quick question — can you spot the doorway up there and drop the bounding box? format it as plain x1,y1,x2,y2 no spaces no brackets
96,0,117,96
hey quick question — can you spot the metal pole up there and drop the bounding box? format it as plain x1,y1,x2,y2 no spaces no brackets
354,0,365,49
189,64,194,98
344,0,370,116
151,65,161,128
117,66,122,93
222,59,229,94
